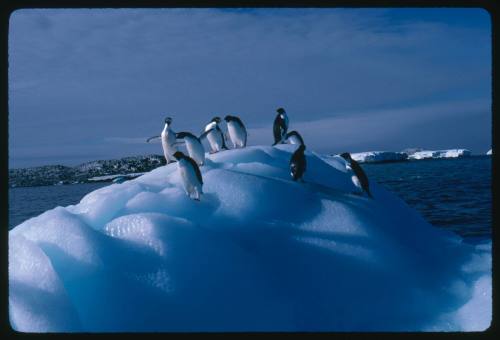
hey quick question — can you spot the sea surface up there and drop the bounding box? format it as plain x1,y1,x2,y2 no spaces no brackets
362,156,491,243
8,156,491,243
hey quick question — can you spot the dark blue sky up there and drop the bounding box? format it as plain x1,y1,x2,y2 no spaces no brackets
9,8,491,168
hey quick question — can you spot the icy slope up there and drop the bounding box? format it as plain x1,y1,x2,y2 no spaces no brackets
9,145,491,332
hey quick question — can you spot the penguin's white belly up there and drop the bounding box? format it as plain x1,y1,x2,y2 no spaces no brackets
227,122,246,148
207,130,223,152
287,135,301,145
161,131,177,162
351,175,363,192
205,121,216,132
185,137,205,165
178,160,202,196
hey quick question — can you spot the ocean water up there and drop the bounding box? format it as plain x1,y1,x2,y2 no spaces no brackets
8,182,109,229
8,156,491,243
363,156,491,243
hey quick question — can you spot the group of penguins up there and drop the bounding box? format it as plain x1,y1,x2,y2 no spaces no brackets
146,107,372,201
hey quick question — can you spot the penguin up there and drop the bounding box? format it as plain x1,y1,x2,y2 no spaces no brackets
224,115,247,148
146,117,178,164
272,107,289,145
340,152,373,198
173,151,203,201
175,132,206,166
284,130,304,146
200,117,228,153
290,144,306,181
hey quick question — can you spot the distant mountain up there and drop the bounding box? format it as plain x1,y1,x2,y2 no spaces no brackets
9,155,165,188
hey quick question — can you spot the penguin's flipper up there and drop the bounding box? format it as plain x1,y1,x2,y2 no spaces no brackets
146,135,161,143
199,129,212,140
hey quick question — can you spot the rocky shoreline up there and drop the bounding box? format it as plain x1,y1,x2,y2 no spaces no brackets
9,155,165,188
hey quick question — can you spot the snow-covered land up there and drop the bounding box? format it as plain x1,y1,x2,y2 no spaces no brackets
486,149,492,155
409,149,472,160
9,155,164,187
9,145,490,332
350,151,408,163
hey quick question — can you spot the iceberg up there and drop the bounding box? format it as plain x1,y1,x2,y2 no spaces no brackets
486,149,492,155
348,151,408,163
9,145,490,332
409,149,471,160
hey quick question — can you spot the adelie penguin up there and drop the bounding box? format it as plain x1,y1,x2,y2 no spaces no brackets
272,107,289,145
146,117,178,164
175,132,205,166
173,151,203,201
224,115,247,148
340,152,373,198
290,144,307,181
284,130,304,146
200,117,228,153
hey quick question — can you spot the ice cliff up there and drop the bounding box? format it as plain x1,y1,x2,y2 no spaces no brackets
350,151,408,163
408,149,471,160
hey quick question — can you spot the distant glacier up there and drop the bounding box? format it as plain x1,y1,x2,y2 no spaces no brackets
350,151,408,163
408,149,471,160
327,148,474,164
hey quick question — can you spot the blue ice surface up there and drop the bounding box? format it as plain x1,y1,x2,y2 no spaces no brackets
8,145,491,332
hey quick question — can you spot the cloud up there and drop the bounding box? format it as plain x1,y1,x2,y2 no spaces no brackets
8,8,491,167
246,98,491,153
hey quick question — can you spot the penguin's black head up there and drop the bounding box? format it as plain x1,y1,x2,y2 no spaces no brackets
173,151,185,160
224,115,233,122
164,117,172,124
276,107,286,114
299,144,306,152
340,152,351,160
211,117,221,124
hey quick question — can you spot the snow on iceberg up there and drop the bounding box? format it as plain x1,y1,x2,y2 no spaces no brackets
9,145,491,332
349,151,408,163
486,149,492,155
409,149,471,160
